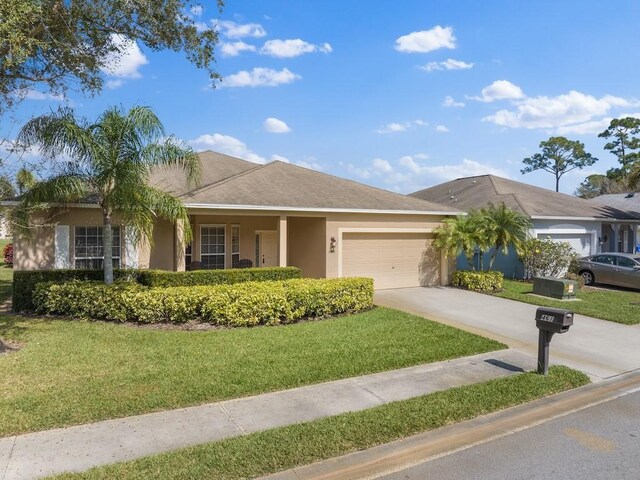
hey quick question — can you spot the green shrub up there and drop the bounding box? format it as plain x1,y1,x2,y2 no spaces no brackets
137,267,301,287
33,277,374,326
518,238,576,279
13,269,141,312
13,267,301,312
452,270,504,292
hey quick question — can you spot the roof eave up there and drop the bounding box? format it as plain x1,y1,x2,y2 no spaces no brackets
184,203,462,216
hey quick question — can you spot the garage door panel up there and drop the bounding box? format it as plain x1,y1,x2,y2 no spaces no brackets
342,232,440,289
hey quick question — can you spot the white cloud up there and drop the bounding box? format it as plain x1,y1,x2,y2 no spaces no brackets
105,79,124,90
395,156,510,191
260,39,333,58
220,41,256,57
188,133,266,164
471,80,524,102
295,158,324,171
484,91,635,130
395,25,456,53
436,125,450,133
16,89,64,101
263,117,291,133
101,34,148,79
216,20,266,39
376,119,427,134
372,158,393,173
420,58,473,72
556,111,640,135
222,67,301,88
190,5,203,16
443,96,465,108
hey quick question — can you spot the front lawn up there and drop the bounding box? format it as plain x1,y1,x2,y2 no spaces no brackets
495,279,640,325
53,366,589,480
0,307,505,437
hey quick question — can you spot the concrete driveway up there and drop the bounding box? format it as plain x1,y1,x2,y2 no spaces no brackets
375,287,640,381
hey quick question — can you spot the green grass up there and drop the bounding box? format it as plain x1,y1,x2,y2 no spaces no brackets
0,238,11,304
52,366,589,480
494,279,640,325
0,307,505,437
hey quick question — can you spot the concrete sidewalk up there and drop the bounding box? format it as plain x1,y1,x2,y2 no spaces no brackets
375,287,640,381
0,349,535,480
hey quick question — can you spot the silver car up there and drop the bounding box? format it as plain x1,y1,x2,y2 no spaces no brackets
578,252,640,289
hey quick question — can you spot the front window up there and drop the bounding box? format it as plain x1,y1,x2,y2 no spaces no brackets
74,226,121,269
201,225,225,269
616,256,639,269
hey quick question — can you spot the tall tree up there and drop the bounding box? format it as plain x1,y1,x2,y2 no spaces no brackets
0,0,223,113
575,174,627,199
481,203,531,270
598,117,640,180
15,167,36,195
15,105,201,284
521,136,598,192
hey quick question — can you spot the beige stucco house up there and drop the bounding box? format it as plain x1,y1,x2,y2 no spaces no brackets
13,151,460,289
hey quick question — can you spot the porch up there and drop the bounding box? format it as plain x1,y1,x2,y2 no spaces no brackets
146,213,327,278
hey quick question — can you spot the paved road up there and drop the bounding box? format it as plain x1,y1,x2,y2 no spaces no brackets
379,389,640,480
375,287,640,380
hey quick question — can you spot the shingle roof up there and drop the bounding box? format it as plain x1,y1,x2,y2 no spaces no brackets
153,151,459,213
410,175,640,220
588,193,640,218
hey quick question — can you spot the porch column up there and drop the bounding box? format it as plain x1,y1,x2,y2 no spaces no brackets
175,219,186,271
278,215,288,267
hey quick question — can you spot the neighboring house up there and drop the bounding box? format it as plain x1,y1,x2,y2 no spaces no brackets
410,175,640,278
11,151,461,289
588,193,640,252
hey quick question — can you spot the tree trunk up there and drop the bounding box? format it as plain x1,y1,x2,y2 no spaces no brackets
488,248,497,270
555,175,560,192
103,213,114,285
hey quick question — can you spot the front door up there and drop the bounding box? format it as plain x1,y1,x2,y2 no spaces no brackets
257,231,278,267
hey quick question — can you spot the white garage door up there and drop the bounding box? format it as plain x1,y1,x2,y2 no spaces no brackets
538,233,592,257
341,232,440,289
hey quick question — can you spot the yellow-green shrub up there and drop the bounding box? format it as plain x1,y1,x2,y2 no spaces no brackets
33,277,374,326
452,270,504,292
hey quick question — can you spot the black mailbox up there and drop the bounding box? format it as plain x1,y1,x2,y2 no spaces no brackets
534,307,574,375
535,307,573,334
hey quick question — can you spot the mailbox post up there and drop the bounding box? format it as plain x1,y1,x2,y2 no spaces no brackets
534,307,573,375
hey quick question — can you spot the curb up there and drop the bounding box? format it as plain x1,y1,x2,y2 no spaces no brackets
261,368,640,480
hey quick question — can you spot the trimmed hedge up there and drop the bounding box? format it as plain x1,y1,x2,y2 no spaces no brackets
32,277,374,326
12,269,141,312
137,267,301,287
452,270,504,292
12,266,302,312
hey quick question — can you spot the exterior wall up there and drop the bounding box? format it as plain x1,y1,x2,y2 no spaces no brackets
149,219,175,270
325,213,449,284
13,208,130,271
287,216,326,278
532,219,601,255
14,221,55,271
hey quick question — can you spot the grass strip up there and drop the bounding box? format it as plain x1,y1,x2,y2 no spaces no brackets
0,307,505,436
494,279,640,325
52,366,589,480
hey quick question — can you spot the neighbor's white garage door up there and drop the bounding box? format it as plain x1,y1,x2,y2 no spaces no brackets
341,232,439,289
538,233,592,257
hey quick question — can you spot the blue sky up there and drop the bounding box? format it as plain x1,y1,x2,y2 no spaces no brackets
5,0,640,195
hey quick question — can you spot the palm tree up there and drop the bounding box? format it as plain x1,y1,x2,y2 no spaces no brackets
16,105,201,284
481,202,532,270
433,212,489,270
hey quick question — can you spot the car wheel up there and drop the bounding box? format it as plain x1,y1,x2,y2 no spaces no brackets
581,270,595,286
